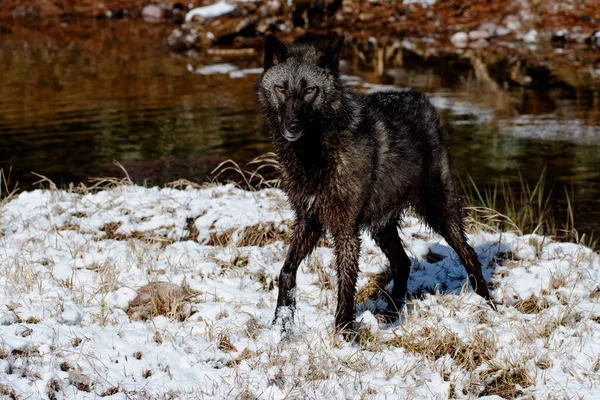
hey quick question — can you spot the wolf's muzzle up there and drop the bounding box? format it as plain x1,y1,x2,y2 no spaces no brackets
283,119,304,141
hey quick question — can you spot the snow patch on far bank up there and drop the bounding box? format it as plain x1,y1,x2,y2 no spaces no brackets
185,1,237,22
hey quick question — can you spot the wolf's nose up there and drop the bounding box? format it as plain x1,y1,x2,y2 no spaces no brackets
287,120,302,134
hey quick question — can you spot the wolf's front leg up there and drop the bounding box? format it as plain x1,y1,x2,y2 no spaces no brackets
274,216,322,331
333,230,361,334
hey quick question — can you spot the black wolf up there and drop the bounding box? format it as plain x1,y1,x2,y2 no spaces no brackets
256,35,492,333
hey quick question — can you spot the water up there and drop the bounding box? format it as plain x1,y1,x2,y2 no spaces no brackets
1,19,599,237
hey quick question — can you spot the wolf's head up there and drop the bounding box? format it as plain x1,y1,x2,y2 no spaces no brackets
256,35,344,142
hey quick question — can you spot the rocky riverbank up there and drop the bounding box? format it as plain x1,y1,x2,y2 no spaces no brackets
2,0,599,89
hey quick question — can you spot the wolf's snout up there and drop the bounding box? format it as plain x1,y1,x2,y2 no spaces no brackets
286,120,302,134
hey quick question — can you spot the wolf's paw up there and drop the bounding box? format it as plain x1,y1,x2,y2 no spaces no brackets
375,300,405,323
272,306,295,333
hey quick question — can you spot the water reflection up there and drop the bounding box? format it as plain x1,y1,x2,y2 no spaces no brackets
0,19,598,236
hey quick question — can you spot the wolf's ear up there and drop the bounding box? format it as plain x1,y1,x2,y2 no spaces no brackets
319,36,344,75
264,35,288,71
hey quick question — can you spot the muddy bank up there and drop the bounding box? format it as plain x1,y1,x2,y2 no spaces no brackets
2,1,600,88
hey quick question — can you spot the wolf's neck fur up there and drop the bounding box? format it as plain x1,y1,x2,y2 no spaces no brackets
273,86,360,191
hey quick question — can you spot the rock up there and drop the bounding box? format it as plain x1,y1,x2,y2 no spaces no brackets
470,38,489,49
168,29,189,52
504,15,521,31
587,31,600,47
11,4,42,18
523,29,538,43
450,31,468,48
478,22,496,34
495,26,511,37
142,4,165,22
551,29,568,47
469,30,490,40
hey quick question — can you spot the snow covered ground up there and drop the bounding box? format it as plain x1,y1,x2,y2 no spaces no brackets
1,184,600,399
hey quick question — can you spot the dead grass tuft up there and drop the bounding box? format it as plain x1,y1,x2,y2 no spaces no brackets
207,228,235,246
514,294,549,314
389,327,496,370
46,378,62,400
0,167,19,210
227,348,255,367
0,384,17,400
252,269,276,292
306,255,334,291
185,218,200,242
127,282,197,321
477,362,534,398
100,387,119,397
218,333,237,353
12,347,40,358
68,371,92,392
236,222,290,247
492,251,520,268
211,152,280,191
96,222,174,246
356,270,393,304
99,222,125,240
244,315,262,339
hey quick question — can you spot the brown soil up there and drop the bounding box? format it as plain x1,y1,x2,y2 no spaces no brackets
1,1,599,87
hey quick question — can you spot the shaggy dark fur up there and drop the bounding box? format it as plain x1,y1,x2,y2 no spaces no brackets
256,35,492,333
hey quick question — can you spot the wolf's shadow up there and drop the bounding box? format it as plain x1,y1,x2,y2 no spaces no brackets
356,238,512,318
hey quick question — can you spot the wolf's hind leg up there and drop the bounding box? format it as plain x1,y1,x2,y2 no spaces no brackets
420,180,492,303
274,216,322,330
371,222,411,315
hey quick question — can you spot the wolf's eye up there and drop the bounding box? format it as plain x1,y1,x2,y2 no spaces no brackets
276,85,286,93
305,87,316,94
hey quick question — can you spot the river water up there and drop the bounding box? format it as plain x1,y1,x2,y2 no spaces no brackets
1,19,599,238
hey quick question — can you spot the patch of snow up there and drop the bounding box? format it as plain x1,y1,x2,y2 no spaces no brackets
1,184,599,398
403,0,436,5
185,1,236,22
189,63,238,75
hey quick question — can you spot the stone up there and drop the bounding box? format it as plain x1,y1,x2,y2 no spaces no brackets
496,27,511,37
450,31,468,48
469,30,490,40
142,4,165,23
478,22,497,34
470,38,489,49
523,29,538,43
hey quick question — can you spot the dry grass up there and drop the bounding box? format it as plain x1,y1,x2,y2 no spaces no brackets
216,253,249,274
218,332,237,352
236,221,291,247
514,294,549,314
244,315,262,339
211,152,280,191
389,327,496,370
68,371,92,392
207,228,235,246
127,282,197,321
95,222,175,247
475,362,534,398
185,217,200,242
355,270,393,305
227,348,255,367
98,222,126,240
0,168,19,210
0,384,17,400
